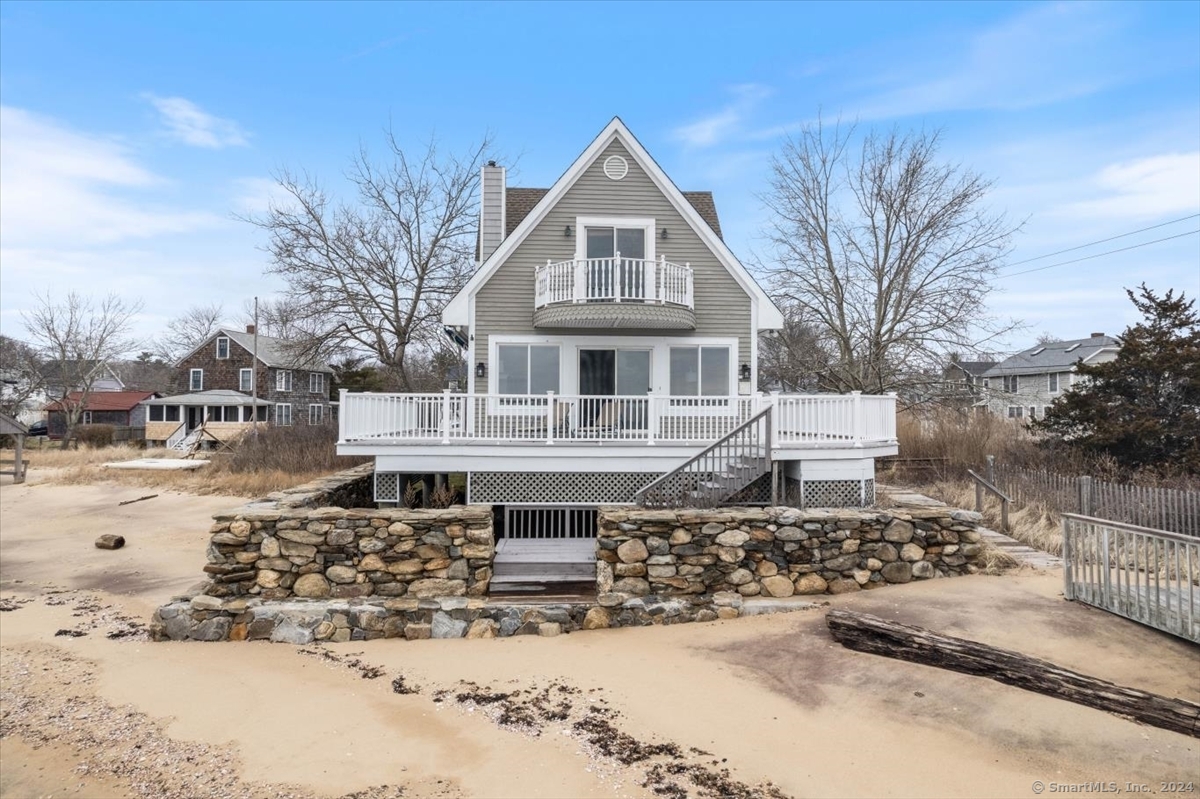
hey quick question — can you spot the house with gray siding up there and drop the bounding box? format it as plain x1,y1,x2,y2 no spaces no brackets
979,333,1119,419
337,119,898,576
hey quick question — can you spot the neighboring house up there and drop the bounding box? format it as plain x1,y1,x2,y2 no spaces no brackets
939,355,998,407
143,326,334,446
44,391,157,439
336,118,899,575
980,333,1120,419
0,369,48,426
41,359,126,396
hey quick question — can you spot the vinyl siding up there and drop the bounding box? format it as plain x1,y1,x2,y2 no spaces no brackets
472,139,752,393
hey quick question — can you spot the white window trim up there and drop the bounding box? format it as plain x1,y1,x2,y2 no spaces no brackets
1006,405,1024,418
490,341,562,415
308,403,324,424
276,370,292,392
1047,373,1059,393
310,372,325,394
275,403,293,426
216,336,230,360
190,368,204,392
574,216,656,262
239,368,254,393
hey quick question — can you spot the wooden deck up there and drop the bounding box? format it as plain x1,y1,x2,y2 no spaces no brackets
492,538,596,588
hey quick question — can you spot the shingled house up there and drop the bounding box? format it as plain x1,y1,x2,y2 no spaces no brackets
980,333,1120,419
144,326,334,447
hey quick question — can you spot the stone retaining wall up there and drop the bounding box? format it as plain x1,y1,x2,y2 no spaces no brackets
595,506,984,605
199,466,495,601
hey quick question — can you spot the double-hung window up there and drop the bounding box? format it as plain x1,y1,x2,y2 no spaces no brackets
1003,375,1019,393
275,403,293,426
190,369,204,391
216,337,230,359
1047,373,1059,393
310,372,325,394
239,368,254,393
496,344,559,404
276,370,292,392
309,404,324,424
1007,405,1024,419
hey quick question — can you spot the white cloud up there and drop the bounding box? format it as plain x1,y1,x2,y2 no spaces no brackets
671,84,772,148
143,94,248,148
0,106,219,246
1056,152,1200,219
230,176,283,214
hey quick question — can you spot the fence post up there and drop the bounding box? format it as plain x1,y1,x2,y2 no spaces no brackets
986,454,995,484
1000,497,1009,533
1078,475,1093,516
975,479,983,513
1062,517,1075,600
546,391,555,445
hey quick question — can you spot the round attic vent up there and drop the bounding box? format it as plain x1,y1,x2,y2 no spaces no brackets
603,155,629,180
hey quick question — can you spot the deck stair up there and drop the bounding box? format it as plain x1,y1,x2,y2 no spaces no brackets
634,407,775,507
171,428,204,452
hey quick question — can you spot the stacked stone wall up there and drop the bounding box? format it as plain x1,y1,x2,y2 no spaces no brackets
595,506,984,605
199,466,494,601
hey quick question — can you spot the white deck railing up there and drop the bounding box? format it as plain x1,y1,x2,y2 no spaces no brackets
339,391,896,448
534,255,694,308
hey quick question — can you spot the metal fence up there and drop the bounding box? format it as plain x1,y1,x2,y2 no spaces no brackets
992,462,1199,538
1062,514,1200,643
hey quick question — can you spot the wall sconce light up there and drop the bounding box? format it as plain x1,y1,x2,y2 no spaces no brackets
564,225,573,237
660,228,669,240
739,364,752,381
475,362,487,379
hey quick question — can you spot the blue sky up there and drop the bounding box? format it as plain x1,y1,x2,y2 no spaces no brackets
1,0,1197,354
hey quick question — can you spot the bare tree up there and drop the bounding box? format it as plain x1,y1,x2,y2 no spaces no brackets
23,292,142,441
762,120,1020,395
0,334,44,420
756,304,832,393
155,302,225,363
243,131,491,390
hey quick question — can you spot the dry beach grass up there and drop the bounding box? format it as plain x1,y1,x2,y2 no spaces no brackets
1,470,1197,798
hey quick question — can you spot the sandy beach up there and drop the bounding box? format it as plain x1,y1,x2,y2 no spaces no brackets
1,472,1197,799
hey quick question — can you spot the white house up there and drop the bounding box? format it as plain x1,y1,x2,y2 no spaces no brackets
337,119,897,577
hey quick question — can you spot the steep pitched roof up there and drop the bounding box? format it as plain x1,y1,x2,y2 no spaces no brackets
177,329,333,373
446,117,782,329
983,335,1120,377
45,390,157,412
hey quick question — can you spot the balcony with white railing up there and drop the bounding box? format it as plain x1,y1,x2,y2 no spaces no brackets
338,390,897,453
533,255,695,329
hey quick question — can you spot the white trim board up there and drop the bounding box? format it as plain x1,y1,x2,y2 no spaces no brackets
443,117,783,330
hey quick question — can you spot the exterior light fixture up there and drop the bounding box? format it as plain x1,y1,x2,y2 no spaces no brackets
475,362,487,379
739,364,752,381
564,225,573,237
660,228,668,239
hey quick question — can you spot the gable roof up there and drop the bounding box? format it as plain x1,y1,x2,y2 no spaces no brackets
983,335,1120,377
45,390,157,412
445,117,782,329
176,329,333,373
948,360,997,378
39,360,124,389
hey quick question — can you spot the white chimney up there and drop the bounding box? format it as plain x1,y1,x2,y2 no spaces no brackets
479,161,505,263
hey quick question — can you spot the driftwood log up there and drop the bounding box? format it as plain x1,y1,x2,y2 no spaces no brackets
94,534,125,550
118,494,158,506
826,609,1200,738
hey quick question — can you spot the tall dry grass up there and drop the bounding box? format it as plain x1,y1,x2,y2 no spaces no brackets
7,425,370,498
929,479,1064,556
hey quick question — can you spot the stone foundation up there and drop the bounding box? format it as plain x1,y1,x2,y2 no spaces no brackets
594,506,985,604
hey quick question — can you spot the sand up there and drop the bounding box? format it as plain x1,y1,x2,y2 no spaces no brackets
1,472,1198,799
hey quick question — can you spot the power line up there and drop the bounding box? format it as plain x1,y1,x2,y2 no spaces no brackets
997,229,1200,278
1005,213,1200,268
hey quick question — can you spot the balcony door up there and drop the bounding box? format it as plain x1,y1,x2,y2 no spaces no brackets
586,227,646,301
578,349,651,430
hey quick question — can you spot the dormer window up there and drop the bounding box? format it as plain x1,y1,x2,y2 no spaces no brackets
1030,347,1045,356
216,337,230,359
1065,343,1080,353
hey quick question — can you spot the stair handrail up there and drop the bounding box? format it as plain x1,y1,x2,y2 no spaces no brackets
967,468,1011,532
165,422,187,449
634,406,773,507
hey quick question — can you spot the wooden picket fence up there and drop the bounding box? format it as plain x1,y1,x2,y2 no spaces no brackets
991,461,1199,538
